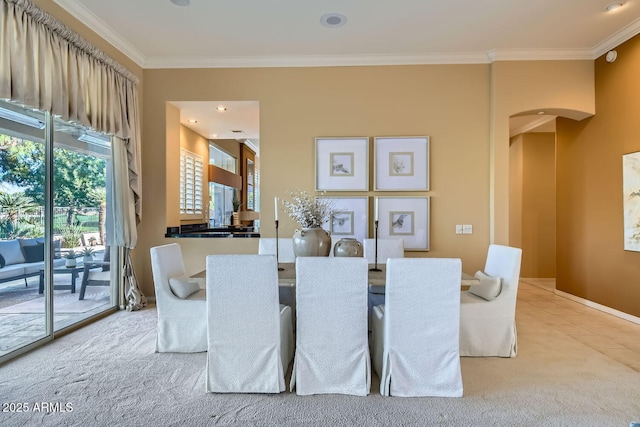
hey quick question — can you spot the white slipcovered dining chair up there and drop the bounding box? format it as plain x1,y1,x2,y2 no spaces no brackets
364,238,404,327
258,238,296,262
371,258,463,397
150,243,207,353
363,238,404,265
258,237,296,325
459,244,522,357
291,257,370,396
206,254,294,393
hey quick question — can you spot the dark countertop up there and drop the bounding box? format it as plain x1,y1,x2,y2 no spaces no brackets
165,231,260,238
165,224,259,238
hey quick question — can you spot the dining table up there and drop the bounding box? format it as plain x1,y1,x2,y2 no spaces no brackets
190,262,479,289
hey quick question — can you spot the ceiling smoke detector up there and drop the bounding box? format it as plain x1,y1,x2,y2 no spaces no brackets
320,13,347,28
170,0,190,6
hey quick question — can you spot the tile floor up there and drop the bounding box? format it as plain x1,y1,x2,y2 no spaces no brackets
518,278,640,373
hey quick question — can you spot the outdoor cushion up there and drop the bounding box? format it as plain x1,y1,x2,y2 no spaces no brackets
0,240,26,265
168,275,201,299
23,243,45,263
468,270,502,301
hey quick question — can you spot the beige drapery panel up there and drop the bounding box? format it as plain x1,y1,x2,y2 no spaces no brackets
0,0,146,310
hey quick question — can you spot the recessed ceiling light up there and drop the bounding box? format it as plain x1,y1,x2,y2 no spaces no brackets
210,134,218,138
170,0,190,6
320,13,347,28
188,119,197,123
605,3,623,12
537,111,545,115
216,105,227,112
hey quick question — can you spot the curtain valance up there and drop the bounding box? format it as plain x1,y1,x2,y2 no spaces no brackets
0,0,144,310
0,0,141,227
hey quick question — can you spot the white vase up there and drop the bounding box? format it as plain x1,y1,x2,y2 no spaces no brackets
292,228,331,257
65,258,77,268
83,255,93,263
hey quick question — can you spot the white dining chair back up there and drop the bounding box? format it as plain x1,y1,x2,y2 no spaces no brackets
363,238,404,264
371,258,463,397
150,243,207,353
364,238,405,328
459,244,522,357
291,257,370,396
206,254,293,393
258,238,296,263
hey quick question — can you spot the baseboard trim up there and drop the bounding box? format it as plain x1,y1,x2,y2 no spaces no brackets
554,289,640,325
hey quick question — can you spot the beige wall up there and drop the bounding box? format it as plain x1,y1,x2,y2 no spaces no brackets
509,135,524,250
556,34,640,317
490,60,594,244
138,65,494,294
510,133,556,278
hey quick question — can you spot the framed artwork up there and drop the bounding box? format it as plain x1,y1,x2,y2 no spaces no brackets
623,151,640,251
374,136,429,191
316,137,369,191
318,196,368,243
374,196,430,251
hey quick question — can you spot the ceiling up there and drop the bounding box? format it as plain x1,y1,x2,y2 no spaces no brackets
53,0,640,142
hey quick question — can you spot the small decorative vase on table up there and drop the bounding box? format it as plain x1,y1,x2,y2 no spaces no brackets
281,190,335,258
333,238,363,257
293,227,332,257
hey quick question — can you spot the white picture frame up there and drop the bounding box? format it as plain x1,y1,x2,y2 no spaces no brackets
374,136,429,191
623,151,640,252
374,196,429,251
318,196,369,244
316,137,369,191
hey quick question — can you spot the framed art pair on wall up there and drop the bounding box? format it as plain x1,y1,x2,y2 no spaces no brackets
315,136,429,192
315,195,430,251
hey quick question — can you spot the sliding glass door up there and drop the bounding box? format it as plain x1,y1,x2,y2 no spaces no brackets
0,100,117,361
0,102,48,357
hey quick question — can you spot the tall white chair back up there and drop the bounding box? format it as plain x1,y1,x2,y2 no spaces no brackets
372,258,463,397
259,237,297,326
206,254,293,393
363,238,404,264
150,243,207,353
459,244,522,357
258,238,296,263
291,257,370,396
364,238,405,327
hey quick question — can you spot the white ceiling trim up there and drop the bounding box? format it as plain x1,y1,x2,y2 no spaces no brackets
488,49,594,62
53,0,640,69
143,52,493,69
54,0,146,66
591,17,640,59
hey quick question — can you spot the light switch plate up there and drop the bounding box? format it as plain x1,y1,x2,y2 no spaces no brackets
455,225,463,234
462,224,473,234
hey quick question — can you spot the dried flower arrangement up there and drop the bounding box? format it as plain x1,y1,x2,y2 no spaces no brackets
281,190,334,228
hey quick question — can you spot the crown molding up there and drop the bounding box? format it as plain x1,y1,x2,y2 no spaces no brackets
143,52,493,69
487,49,594,62
53,0,146,67
591,17,640,59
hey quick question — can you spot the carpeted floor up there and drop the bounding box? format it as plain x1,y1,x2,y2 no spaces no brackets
0,283,639,426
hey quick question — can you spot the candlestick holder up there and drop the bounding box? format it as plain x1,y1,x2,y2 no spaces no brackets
369,220,382,272
275,220,284,271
